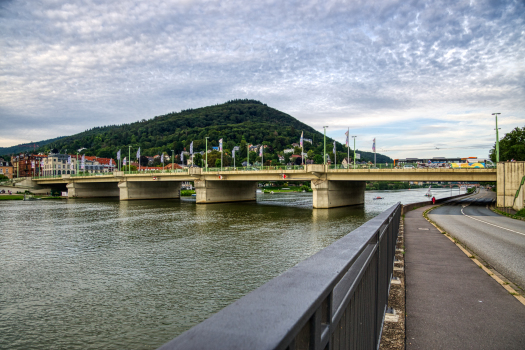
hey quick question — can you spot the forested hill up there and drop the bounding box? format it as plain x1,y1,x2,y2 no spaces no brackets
37,99,392,164
0,136,65,156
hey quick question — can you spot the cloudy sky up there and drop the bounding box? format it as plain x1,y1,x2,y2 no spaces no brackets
1,0,524,159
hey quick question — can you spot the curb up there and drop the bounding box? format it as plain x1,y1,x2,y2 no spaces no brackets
422,204,525,306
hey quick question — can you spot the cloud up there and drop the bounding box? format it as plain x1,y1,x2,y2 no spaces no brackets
0,0,524,158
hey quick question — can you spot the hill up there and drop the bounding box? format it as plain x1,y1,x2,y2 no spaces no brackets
29,99,393,165
0,136,66,156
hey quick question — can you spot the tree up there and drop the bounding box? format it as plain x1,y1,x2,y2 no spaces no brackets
490,127,525,162
313,154,323,164
139,155,149,166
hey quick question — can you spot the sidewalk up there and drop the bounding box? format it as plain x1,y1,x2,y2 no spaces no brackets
405,206,525,349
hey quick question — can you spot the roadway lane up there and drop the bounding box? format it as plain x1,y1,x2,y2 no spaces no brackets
428,189,525,289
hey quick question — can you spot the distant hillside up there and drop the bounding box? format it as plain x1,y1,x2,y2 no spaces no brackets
36,99,392,165
0,136,65,156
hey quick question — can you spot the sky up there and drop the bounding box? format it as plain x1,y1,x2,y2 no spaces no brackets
1,0,524,159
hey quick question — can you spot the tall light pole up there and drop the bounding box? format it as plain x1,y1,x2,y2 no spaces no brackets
323,126,328,167
352,136,357,169
205,137,209,172
492,113,501,162
171,150,174,173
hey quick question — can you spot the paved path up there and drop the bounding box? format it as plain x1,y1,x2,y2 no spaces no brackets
405,205,525,349
429,189,525,289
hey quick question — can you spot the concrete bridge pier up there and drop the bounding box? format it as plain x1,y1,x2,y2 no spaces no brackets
118,181,181,200
67,182,119,198
195,180,257,204
497,161,525,210
311,180,366,209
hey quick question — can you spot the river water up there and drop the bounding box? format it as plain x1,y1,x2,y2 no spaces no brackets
0,188,459,349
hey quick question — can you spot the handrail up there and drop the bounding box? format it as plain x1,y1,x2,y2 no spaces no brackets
157,203,401,350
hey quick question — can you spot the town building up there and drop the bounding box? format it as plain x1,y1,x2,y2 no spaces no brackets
12,154,46,177
0,160,14,179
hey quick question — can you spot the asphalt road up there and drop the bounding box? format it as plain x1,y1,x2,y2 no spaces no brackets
429,189,525,289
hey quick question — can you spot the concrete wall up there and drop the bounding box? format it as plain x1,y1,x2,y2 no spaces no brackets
67,182,120,198
118,181,181,200
195,180,257,204
497,161,525,210
311,180,366,209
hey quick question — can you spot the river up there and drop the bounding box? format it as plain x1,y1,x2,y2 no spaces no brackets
0,188,460,349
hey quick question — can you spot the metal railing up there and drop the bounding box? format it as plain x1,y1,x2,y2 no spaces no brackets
158,203,401,350
203,165,306,172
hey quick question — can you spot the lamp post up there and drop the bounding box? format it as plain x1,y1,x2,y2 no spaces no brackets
352,136,357,169
171,150,174,173
205,137,209,172
323,126,328,168
492,113,501,162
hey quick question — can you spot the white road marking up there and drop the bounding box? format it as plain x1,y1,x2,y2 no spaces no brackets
460,206,525,236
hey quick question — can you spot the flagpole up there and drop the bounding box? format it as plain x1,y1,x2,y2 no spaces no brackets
205,137,209,171
261,145,264,168
347,128,350,171
374,138,376,167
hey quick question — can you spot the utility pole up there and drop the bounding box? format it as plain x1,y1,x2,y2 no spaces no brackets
323,126,328,168
492,113,501,162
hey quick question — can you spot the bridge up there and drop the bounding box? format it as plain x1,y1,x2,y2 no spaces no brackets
30,163,512,209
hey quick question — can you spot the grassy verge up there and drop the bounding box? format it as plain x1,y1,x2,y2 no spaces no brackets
0,195,24,200
180,190,196,196
491,206,525,221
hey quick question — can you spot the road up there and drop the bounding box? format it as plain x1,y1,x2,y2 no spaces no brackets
428,189,525,289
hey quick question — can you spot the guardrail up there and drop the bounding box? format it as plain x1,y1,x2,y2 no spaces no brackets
158,203,401,350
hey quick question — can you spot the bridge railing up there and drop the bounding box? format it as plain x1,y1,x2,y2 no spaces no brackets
123,169,188,175
158,203,401,350
203,165,306,172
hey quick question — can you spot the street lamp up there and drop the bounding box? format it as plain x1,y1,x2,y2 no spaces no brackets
323,126,328,167
171,150,174,173
492,113,501,162
352,136,357,169
205,137,209,172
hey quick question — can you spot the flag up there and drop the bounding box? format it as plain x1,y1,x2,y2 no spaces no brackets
67,155,71,164
259,145,263,157
123,157,127,166
372,138,376,152
232,149,236,158
109,158,113,166
81,154,85,170
219,139,223,152
190,141,193,155
345,130,349,147
300,131,304,148
181,152,184,162
161,153,164,163
117,149,121,160
31,160,35,168
333,141,336,154
136,147,141,160
40,160,44,168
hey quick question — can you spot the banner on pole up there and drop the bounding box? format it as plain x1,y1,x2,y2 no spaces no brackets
219,139,223,152
190,141,193,155
372,138,376,152
300,132,303,148
345,130,349,147
117,149,121,160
